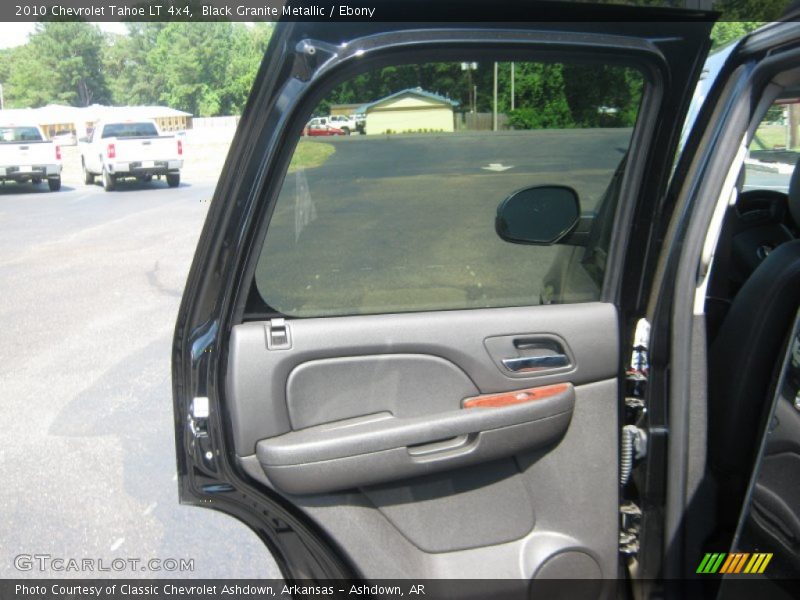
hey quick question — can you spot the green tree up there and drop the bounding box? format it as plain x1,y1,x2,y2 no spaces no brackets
710,22,763,50
503,63,573,129
222,23,273,114
104,23,167,106
6,22,109,107
145,22,238,116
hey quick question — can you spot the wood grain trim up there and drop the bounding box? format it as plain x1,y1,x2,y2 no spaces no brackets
462,383,570,409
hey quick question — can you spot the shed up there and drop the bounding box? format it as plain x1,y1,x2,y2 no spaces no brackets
0,104,193,140
357,88,458,135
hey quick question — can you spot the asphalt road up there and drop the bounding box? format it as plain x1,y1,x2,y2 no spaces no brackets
743,168,792,192
0,178,281,579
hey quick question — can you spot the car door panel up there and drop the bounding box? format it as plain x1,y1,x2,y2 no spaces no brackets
227,302,617,455
228,302,618,578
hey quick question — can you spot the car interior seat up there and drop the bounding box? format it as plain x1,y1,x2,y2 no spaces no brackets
707,158,800,543
706,159,799,342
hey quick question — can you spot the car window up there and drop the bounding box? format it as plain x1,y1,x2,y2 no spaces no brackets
744,100,797,193
255,59,644,317
101,122,159,139
0,126,43,142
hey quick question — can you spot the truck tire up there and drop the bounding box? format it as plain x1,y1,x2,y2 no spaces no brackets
166,173,180,188
102,167,115,191
48,176,61,192
32,177,42,184
83,161,94,185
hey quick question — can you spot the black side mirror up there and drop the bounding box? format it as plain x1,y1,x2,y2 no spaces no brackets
496,185,580,245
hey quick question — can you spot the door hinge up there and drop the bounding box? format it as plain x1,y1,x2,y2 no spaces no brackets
626,317,650,388
619,501,642,556
625,317,650,424
266,318,292,350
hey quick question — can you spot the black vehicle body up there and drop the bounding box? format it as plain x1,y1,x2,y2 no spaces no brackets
172,2,800,596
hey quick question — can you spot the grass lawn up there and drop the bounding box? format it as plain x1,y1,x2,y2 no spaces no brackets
752,123,791,150
289,141,336,173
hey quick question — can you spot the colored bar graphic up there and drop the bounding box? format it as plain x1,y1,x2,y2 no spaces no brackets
697,552,773,574
733,553,749,573
719,554,736,574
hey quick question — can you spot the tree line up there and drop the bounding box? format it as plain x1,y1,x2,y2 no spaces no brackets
0,22,273,116
0,19,761,121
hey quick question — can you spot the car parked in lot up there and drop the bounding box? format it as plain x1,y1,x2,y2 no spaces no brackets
327,114,359,134
302,117,347,136
51,129,77,146
80,119,183,191
173,6,800,594
0,124,62,191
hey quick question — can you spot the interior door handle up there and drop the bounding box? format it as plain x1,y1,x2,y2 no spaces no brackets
502,354,569,372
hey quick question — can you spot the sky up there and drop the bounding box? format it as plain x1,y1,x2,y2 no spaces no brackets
0,22,128,49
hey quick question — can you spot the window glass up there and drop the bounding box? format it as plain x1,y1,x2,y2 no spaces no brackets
0,126,43,142
101,122,159,138
255,60,644,317
745,101,796,194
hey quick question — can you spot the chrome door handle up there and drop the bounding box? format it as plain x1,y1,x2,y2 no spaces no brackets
502,354,569,372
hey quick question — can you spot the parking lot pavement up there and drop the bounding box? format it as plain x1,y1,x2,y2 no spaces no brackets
0,180,281,578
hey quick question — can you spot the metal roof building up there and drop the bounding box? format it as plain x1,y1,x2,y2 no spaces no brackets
0,104,192,139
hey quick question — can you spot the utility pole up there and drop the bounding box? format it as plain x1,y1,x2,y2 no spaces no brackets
493,62,498,131
460,62,477,113
0,84,4,111
510,62,515,111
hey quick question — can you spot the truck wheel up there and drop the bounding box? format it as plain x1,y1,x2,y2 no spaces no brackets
166,173,180,188
48,177,61,192
32,177,42,184
83,162,94,185
342,127,351,135
102,167,115,192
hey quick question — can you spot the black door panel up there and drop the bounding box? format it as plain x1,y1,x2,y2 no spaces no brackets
227,303,618,577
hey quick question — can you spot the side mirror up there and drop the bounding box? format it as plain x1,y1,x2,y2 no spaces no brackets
496,185,580,245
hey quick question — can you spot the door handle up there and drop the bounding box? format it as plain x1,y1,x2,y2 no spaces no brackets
501,354,569,372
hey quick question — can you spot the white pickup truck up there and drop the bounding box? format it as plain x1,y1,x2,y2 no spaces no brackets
80,119,183,191
0,125,62,191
